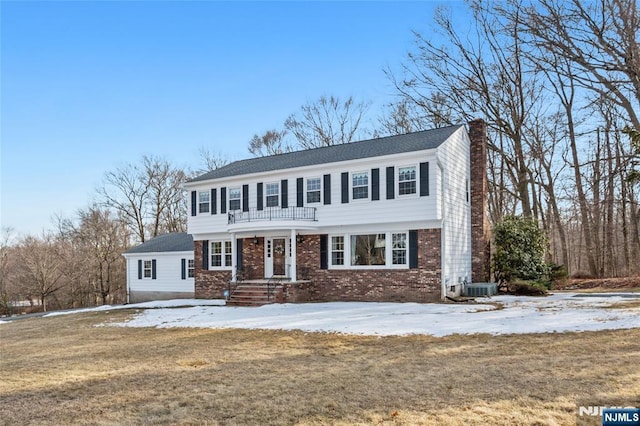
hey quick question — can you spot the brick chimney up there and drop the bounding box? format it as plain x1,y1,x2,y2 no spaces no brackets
468,119,491,283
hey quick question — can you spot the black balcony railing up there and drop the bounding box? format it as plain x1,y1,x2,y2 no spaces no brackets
228,207,317,224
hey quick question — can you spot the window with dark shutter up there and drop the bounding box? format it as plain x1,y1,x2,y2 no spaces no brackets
320,235,328,269
242,185,249,212
151,259,157,280
220,188,227,214
281,180,288,208
409,230,418,269
323,174,331,205
341,172,349,203
420,162,430,196
371,168,380,201
257,183,264,211
296,178,304,207
191,191,197,216
211,188,217,215
202,240,209,269
386,166,395,199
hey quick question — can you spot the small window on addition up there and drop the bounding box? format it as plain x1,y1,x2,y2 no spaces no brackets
449,285,456,293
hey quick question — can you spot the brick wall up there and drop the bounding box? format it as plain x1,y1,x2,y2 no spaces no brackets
195,229,442,302
468,119,491,283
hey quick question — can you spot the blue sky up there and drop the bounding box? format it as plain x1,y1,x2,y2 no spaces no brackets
1,1,454,236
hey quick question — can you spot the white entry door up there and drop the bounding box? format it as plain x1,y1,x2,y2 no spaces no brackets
265,237,289,278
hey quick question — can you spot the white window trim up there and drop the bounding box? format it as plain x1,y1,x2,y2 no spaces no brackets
265,182,280,208
209,240,233,270
328,231,409,270
397,164,418,198
187,259,195,278
306,177,322,204
351,170,369,202
228,187,241,211
198,191,210,214
330,235,345,266
143,259,153,279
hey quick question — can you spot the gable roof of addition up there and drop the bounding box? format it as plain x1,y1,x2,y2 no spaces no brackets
124,232,194,254
189,124,464,183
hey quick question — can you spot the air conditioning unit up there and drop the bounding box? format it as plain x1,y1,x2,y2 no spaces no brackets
464,283,497,297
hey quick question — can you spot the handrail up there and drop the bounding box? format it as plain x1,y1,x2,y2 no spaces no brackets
266,275,282,301
228,207,317,224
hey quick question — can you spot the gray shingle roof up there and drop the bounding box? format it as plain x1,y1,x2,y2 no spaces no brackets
189,125,464,183
124,233,194,254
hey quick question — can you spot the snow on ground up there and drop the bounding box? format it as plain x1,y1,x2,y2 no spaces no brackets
43,299,226,317
102,292,640,337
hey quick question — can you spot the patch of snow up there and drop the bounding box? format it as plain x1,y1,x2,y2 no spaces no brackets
107,292,640,337
43,299,226,317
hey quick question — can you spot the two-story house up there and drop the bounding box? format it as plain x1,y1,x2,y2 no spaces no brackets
185,120,490,303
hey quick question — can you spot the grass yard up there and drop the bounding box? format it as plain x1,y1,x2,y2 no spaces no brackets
1,309,639,425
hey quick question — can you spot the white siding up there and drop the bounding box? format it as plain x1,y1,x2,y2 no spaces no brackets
187,150,441,239
436,127,472,296
125,251,194,294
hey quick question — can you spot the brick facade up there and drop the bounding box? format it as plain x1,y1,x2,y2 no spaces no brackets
194,229,442,302
468,119,491,283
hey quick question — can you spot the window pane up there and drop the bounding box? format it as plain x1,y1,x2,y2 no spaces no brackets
331,236,344,266
350,234,385,265
307,178,321,203
352,186,368,199
398,167,417,195
225,241,232,267
199,191,210,213
392,233,407,265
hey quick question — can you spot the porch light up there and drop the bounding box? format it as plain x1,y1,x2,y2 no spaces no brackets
296,234,304,244
253,236,259,245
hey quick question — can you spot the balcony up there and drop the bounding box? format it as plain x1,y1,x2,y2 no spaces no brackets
228,207,317,225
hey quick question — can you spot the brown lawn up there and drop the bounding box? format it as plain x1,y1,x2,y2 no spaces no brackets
1,309,639,425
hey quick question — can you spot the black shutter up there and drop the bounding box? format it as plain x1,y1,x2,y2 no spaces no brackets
341,172,349,203
202,240,209,269
237,239,243,271
211,189,217,215
386,166,395,200
323,174,331,205
242,184,249,212
181,258,186,280
257,183,264,211
151,259,157,280
220,188,227,214
409,230,418,269
320,234,328,269
296,177,304,207
420,162,430,196
371,168,380,201
281,179,288,208
191,191,197,216
137,259,142,279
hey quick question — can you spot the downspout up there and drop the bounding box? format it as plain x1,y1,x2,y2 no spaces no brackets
437,158,446,300
123,254,130,304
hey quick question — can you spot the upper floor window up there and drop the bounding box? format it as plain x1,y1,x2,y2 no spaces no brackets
307,177,321,203
352,171,369,200
398,166,417,196
211,241,232,268
143,260,152,278
266,182,279,207
187,259,195,278
229,187,241,211
198,191,210,213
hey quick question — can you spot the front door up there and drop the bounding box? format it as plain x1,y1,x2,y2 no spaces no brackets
265,237,289,278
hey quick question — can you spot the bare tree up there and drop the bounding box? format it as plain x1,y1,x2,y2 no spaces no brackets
284,95,371,149
0,228,16,315
377,97,450,137
521,0,640,131
16,233,67,312
195,147,229,176
248,129,291,157
99,155,187,243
